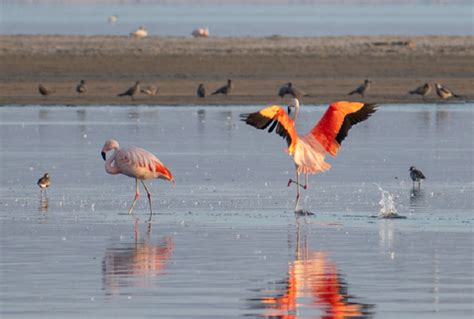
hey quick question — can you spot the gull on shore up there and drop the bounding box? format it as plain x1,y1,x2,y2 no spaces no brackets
141,85,158,97
197,83,206,98
191,27,209,38
38,84,55,97
118,81,140,100
76,80,86,96
278,82,306,99
435,83,461,99
212,79,233,96
409,83,431,97
130,26,148,38
349,79,371,98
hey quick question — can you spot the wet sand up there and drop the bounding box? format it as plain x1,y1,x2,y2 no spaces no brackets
1,35,473,105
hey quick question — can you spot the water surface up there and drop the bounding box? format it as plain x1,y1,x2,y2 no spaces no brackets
1,4,471,36
0,104,473,318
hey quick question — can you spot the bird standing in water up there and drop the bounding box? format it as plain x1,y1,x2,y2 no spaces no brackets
409,166,425,189
101,139,174,216
349,79,371,98
241,98,378,213
212,79,233,96
37,173,51,191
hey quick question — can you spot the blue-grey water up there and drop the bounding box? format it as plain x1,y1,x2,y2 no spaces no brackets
0,3,472,36
0,104,473,318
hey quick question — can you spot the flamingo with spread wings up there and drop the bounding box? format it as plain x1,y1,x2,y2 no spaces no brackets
240,99,378,213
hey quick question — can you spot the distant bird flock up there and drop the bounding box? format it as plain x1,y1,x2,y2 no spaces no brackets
37,79,464,101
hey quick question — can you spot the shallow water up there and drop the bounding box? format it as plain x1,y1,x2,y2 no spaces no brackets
1,3,472,36
0,104,473,318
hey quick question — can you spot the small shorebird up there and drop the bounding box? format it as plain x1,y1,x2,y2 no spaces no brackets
349,79,371,98
101,139,174,216
38,84,55,97
197,83,206,98
241,98,378,213
409,166,425,189
212,79,233,96
130,26,148,38
435,83,461,99
37,173,51,191
278,82,306,99
409,83,431,97
118,81,140,100
141,85,158,97
76,80,87,96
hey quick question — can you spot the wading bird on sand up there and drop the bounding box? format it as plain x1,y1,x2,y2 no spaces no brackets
241,98,378,213
101,139,174,216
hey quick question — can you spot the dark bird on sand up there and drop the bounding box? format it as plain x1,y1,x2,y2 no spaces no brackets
197,83,206,98
409,83,431,97
212,79,233,96
118,81,140,100
348,79,371,98
38,84,55,97
409,166,425,189
37,173,51,190
141,85,158,97
76,80,87,96
278,82,306,98
435,83,462,99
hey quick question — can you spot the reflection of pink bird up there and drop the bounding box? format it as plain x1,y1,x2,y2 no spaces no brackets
101,139,174,215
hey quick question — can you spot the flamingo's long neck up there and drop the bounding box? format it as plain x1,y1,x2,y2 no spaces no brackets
105,148,120,175
293,104,300,123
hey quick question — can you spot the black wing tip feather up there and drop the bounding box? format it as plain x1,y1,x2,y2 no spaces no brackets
335,103,379,145
240,111,292,146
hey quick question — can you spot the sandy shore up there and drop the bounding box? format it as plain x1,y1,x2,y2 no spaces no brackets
1,35,473,105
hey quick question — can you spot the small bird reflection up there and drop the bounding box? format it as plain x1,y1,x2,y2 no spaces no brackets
102,235,174,296
409,187,426,208
38,194,49,212
249,221,373,318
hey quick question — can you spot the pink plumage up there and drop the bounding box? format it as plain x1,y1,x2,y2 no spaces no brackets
101,139,174,215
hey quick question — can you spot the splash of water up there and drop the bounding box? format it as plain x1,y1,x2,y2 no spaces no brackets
378,186,400,219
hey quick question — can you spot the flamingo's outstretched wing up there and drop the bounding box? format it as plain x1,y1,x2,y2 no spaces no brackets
310,101,378,157
240,105,298,154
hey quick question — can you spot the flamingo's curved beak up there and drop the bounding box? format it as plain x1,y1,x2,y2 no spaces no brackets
101,152,106,161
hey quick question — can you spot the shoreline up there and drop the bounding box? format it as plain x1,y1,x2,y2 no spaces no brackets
1,35,473,106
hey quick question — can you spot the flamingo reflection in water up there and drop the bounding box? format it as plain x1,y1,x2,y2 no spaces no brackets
250,221,373,318
102,235,174,296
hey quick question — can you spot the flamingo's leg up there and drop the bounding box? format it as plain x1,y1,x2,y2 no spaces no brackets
304,174,309,189
294,169,301,212
128,178,140,215
140,180,153,217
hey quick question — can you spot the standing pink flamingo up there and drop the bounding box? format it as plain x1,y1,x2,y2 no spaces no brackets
101,139,174,216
